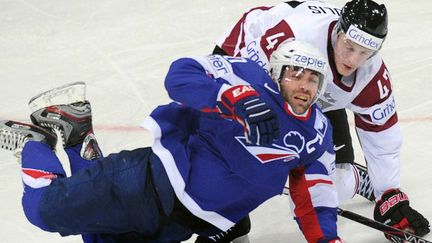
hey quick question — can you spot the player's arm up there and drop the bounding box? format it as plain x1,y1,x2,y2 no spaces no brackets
349,62,430,236
215,3,295,56
288,160,343,243
349,61,402,196
164,56,233,110
165,56,279,145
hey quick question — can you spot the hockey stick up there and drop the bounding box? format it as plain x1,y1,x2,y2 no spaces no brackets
338,208,431,243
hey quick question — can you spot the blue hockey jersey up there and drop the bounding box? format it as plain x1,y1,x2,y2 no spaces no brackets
142,55,339,240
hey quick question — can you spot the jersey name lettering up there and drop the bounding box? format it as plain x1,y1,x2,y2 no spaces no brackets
307,5,341,16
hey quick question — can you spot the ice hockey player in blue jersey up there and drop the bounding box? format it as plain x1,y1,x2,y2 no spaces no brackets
0,40,344,242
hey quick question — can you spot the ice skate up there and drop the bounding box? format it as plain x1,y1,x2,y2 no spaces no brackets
0,120,57,158
355,163,375,201
28,81,86,113
195,216,251,243
29,82,101,159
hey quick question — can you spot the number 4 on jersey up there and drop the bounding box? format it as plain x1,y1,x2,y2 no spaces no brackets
265,33,286,50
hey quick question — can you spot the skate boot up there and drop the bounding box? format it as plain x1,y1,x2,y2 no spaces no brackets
28,82,101,160
354,163,375,201
195,216,251,243
0,120,57,158
30,100,93,148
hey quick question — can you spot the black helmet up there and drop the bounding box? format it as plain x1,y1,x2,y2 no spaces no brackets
339,0,388,39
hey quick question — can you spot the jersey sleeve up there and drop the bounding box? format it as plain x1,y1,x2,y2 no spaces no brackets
215,3,296,58
349,61,402,197
164,55,260,111
288,156,339,242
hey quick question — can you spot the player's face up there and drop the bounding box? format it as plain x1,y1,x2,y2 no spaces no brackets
334,32,375,76
279,66,320,115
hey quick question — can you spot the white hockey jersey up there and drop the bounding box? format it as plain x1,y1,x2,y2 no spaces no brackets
216,1,402,198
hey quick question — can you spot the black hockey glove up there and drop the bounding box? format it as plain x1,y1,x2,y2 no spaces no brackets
218,85,279,145
374,189,430,239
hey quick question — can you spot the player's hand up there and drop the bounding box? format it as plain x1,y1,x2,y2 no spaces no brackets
217,85,279,145
374,189,430,238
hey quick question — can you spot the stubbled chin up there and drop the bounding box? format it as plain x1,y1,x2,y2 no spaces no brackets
292,103,309,114
336,63,355,76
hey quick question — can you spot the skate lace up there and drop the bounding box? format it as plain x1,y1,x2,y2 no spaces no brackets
39,122,66,146
358,172,374,199
208,227,233,241
0,129,29,151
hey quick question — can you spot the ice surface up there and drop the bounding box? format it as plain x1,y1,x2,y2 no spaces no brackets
1,0,431,242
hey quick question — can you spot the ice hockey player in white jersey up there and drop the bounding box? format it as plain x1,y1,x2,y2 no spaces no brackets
0,40,345,242
202,0,430,242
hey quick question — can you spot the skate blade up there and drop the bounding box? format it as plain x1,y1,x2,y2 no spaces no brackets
232,235,250,243
28,81,86,112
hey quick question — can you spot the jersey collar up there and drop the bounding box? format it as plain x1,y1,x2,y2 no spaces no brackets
284,102,312,121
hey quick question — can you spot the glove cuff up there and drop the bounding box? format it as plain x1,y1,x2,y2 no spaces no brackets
221,85,259,108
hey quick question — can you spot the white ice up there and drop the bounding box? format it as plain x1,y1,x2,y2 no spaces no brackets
1,0,431,242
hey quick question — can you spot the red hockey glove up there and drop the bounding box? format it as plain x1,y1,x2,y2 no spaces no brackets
217,85,279,145
374,189,430,239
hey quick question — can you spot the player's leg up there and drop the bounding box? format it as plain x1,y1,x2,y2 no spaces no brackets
28,82,102,174
0,120,57,154
19,139,188,239
324,109,375,201
27,83,107,243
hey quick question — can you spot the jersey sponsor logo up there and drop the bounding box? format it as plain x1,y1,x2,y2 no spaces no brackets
246,41,268,71
205,55,233,77
370,96,396,123
346,25,383,51
292,54,327,74
230,85,256,98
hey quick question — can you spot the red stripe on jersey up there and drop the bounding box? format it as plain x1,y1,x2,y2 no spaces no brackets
352,62,392,108
354,112,398,132
221,6,272,56
257,153,296,162
259,21,295,60
289,167,325,242
201,107,220,113
22,168,56,180
307,179,333,188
